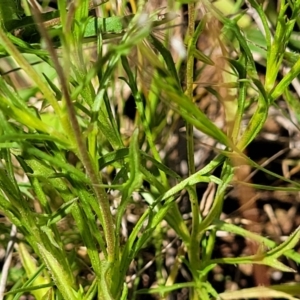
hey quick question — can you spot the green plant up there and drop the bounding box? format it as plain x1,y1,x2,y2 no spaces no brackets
0,0,300,299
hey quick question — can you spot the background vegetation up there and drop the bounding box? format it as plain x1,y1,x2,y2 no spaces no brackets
0,0,300,299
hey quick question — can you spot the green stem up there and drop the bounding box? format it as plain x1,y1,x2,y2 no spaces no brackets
186,3,196,175
29,3,116,264
186,2,201,298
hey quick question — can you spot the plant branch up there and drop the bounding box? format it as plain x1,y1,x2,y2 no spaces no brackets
28,0,115,262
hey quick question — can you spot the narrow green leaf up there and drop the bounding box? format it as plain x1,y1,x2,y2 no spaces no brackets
266,226,300,259
18,243,50,299
220,285,300,300
37,244,77,300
